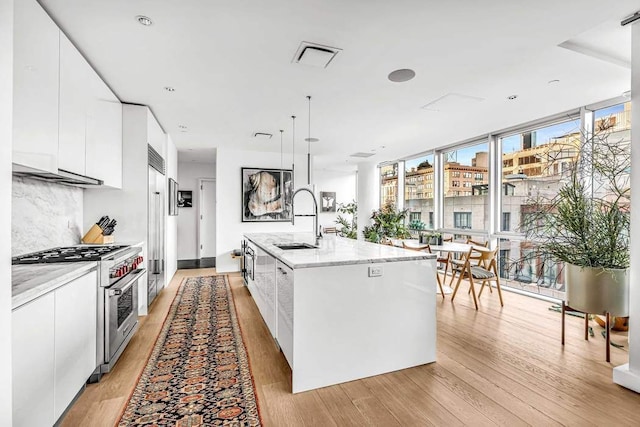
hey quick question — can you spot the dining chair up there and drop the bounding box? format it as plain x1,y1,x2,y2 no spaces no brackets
402,242,445,299
451,246,503,309
448,238,487,285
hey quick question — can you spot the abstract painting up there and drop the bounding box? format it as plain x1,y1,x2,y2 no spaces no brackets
242,167,293,222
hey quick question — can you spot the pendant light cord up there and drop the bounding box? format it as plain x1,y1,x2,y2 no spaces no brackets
279,129,284,171
307,95,312,185
291,116,296,179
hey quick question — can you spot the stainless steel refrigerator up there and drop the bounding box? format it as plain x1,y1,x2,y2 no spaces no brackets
148,145,165,305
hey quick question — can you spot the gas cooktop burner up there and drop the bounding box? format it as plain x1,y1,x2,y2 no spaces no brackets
12,245,129,265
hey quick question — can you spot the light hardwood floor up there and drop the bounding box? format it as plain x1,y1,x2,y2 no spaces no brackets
62,269,640,426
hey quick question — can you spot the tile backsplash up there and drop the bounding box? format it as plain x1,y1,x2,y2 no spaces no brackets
12,176,83,256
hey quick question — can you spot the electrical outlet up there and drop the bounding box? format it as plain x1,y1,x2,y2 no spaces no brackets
368,266,383,277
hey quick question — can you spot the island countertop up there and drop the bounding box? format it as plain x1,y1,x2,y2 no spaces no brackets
244,232,435,269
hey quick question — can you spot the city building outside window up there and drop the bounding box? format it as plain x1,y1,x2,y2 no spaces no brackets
404,155,435,231
443,142,489,231
380,163,398,208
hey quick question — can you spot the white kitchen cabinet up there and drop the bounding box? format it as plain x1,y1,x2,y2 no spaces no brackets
12,270,98,426
12,0,60,173
254,246,277,338
86,75,123,188
58,32,90,176
12,293,56,427
276,260,294,367
53,270,98,421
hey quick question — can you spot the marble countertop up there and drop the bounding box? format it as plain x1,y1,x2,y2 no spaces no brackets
244,232,436,269
12,262,98,310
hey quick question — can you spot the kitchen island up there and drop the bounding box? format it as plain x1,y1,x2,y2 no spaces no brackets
243,232,438,393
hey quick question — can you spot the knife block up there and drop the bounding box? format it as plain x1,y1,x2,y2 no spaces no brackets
82,224,115,244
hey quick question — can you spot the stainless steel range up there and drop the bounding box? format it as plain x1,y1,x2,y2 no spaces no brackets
12,244,145,382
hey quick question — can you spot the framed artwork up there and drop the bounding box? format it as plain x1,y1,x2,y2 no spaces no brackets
178,190,193,208
320,191,336,212
168,178,179,216
242,167,293,222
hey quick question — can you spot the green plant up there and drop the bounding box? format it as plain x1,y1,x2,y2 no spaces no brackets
335,200,358,239
521,122,630,270
408,219,426,230
363,202,411,243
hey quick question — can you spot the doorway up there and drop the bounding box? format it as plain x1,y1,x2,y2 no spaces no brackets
198,178,216,260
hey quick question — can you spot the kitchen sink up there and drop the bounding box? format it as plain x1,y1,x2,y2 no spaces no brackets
274,242,318,250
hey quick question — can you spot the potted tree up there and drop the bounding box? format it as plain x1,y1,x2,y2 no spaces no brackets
363,202,411,244
522,121,630,317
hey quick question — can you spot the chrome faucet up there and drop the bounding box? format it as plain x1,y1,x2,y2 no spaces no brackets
291,187,321,245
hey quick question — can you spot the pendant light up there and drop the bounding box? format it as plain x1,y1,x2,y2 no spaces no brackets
279,129,284,171
291,115,296,184
306,96,312,185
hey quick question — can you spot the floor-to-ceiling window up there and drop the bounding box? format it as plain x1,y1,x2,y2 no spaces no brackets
497,117,581,298
404,155,434,232
442,141,489,235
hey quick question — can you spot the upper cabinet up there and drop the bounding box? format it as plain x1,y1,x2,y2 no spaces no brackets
86,76,123,188
13,0,60,173
13,0,123,188
59,33,90,176
147,109,165,159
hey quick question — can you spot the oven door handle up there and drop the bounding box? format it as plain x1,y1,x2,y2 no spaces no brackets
109,269,146,297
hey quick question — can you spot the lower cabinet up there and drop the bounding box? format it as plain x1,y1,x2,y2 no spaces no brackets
53,270,98,420
12,270,98,426
276,261,294,367
12,293,56,427
254,247,276,338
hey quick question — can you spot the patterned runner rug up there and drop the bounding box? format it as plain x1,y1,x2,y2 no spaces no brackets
119,275,262,426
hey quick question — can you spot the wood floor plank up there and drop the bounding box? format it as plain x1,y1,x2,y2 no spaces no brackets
59,270,640,427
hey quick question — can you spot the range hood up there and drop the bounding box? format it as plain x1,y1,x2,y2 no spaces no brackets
13,163,103,186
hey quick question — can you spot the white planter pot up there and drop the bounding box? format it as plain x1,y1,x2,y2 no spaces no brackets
565,263,629,316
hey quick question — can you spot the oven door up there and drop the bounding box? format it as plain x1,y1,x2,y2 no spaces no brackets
105,268,143,361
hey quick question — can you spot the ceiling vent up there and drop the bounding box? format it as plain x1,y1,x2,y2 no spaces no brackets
253,132,273,139
421,93,484,112
350,152,376,158
292,41,342,68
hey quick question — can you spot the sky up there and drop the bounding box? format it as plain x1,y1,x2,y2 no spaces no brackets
403,104,626,169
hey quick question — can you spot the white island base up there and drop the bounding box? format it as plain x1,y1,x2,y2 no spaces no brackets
289,260,436,393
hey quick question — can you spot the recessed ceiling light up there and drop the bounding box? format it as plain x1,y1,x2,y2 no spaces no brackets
507,94,518,100
304,137,320,143
164,86,175,92
548,79,560,84
178,125,187,129
136,15,153,26
388,68,416,83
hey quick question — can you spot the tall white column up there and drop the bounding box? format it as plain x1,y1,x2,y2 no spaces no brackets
613,18,640,393
357,161,379,241
0,0,14,422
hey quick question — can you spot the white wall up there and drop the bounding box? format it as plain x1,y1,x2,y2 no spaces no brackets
313,169,357,230
614,21,640,393
166,136,178,283
0,0,12,422
12,177,83,255
177,161,215,260
215,147,312,272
